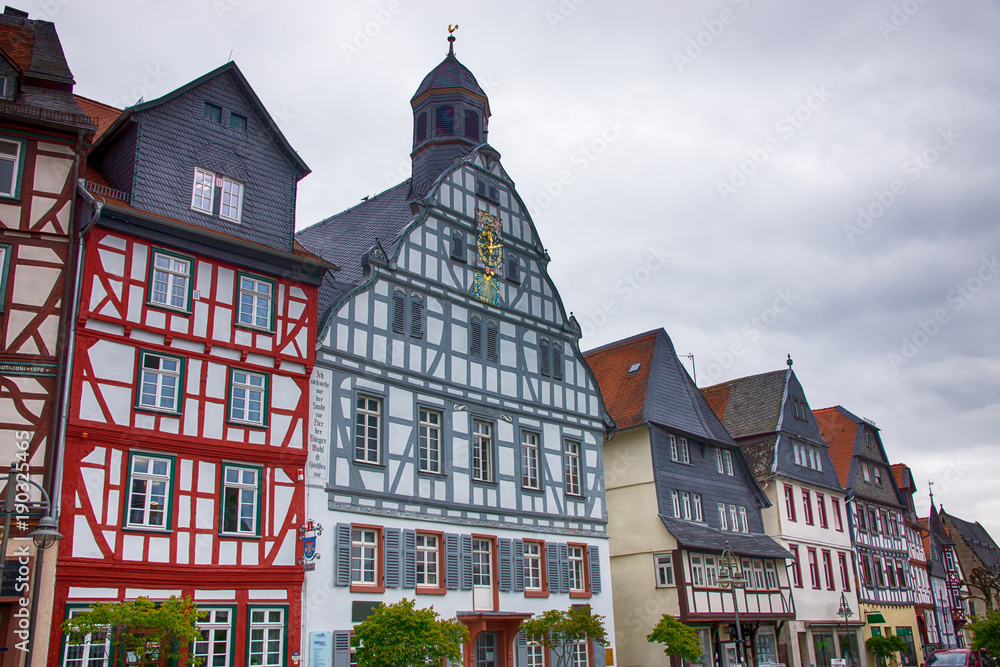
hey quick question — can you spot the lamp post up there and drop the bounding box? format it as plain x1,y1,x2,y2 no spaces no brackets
838,592,855,667
718,542,748,667
0,462,63,591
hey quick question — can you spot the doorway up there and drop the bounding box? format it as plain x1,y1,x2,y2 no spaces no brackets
474,632,498,667
472,539,495,611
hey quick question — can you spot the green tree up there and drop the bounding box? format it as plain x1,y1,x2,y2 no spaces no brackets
61,595,203,667
866,635,908,667
351,598,469,667
520,604,608,667
647,614,703,662
968,610,1000,658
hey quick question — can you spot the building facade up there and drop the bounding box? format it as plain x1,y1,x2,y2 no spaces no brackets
297,37,615,667
702,363,864,667
939,510,1000,619
920,501,966,650
814,407,923,667
48,63,330,666
891,464,939,652
586,330,793,667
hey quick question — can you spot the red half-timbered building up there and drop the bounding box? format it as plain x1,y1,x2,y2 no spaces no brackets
48,63,332,667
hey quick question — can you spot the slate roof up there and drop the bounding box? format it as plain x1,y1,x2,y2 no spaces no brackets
75,94,121,140
411,43,488,111
942,511,1000,574
661,516,792,559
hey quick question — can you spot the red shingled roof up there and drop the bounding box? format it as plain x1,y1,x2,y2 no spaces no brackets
583,331,656,430
813,407,856,488
75,95,121,141
0,21,34,72
701,383,730,422
890,463,908,491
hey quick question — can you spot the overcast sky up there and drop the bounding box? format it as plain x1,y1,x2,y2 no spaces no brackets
49,1,1000,537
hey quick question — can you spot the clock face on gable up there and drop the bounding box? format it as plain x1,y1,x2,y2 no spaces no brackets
474,208,503,306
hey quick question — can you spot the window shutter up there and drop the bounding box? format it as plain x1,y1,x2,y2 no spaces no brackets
589,545,602,593
507,252,519,282
470,317,482,357
451,229,465,261
445,534,460,590
333,631,351,667
335,524,351,586
513,538,524,593
384,528,401,588
486,322,498,362
593,639,607,667
540,338,550,376
392,290,405,334
402,529,417,589
409,295,423,338
461,534,474,590
546,542,559,593
498,539,513,592
552,342,563,380
558,543,570,593
516,633,528,667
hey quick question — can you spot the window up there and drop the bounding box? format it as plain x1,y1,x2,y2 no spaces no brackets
540,338,550,376
886,557,897,587
192,167,215,213
220,177,243,222
193,608,232,666
62,608,111,667
0,138,24,198
764,561,779,588
873,557,886,587
565,440,582,496
655,554,674,587
221,465,260,536
802,489,814,525
869,507,880,533
681,492,692,520
527,642,545,667
724,450,734,475
354,395,381,464
832,498,844,531
873,465,883,485
450,228,466,261
784,485,797,521
817,493,828,528
465,109,480,141
247,608,284,667
230,112,247,133
690,555,705,586
789,544,802,587
569,545,587,593
149,250,193,311
862,461,871,482
435,105,454,135
237,274,274,330
718,502,727,530
137,351,183,413
705,556,718,587
756,627,778,667
838,552,851,591
416,533,440,588
856,502,867,531
472,539,492,587
860,554,873,587
418,408,442,474
229,369,268,426
888,512,899,537
0,243,9,309
524,542,544,591
693,494,703,522
739,506,749,533
204,102,222,123
670,435,690,464
521,431,540,489
896,560,907,588
808,548,820,589
716,447,725,473
351,527,379,586
673,491,681,518
729,505,739,533
571,640,588,667
472,420,494,482
792,397,808,420
822,550,835,589
126,454,172,530
793,441,823,470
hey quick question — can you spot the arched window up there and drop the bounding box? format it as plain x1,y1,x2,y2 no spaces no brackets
435,106,454,136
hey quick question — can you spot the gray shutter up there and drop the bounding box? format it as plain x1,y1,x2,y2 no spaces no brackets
498,539,513,592
392,290,405,334
403,529,417,589
546,542,559,593
589,544,602,594
593,639,607,667
445,533,460,590
333,631,351,667
553,342,563,380
384,528,401,588
471,317,482,357
486,322,498,362
517,632,528,667
513,538,524,593
540,338,550,376
558,543,570,593
410,295,423,338
461,534,474,590
335,524,351,586
507,252,519,283
451,229,465,260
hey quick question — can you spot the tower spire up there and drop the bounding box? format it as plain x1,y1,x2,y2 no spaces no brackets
448,24,458,54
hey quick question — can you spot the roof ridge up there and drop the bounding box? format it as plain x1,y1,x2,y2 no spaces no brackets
582,328,662,356
298,179,412,233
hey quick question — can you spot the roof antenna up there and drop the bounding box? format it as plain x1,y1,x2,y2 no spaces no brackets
928,480,935,507
786,354,793,367
684,353,697,386
448,24,458,54
228,49,234,62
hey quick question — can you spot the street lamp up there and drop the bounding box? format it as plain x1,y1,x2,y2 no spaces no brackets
0,463,63,591
838,592,855,667
718,542,747,667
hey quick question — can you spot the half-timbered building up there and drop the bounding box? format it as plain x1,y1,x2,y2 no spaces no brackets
0,8,95,664
296,36,615,667
701,362,864,667
814,407,923,667
585,329,793,667
919,499,966,650
48,62,331,666
939,510,999,624
892,464,938,651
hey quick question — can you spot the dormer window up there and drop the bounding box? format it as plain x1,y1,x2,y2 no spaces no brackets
792,397,808,421
220,178,243,222
192,168,215,213
191,167,244,223
204,102,222,124
435,106,454,136
230,113,247,133
465,109,480,141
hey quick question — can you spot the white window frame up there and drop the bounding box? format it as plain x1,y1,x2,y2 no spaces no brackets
138,351,182,413
237,274,274,330
739,506,749,533
681,492,692,520
718,502,727,530
679,437,690,463
149,251,192,312
729,505,739,533
416,533,439,588
229,369,267,426
690,555,705,586
724,450,734,475
693,494,703,522
521,431,540,489
0,138,22,198
351,528,378,585
715,447,725,473
194,608,233,667
126,454,172,530
524,541,543,591
247,608,284,667
418,408,442,474
571,640,588,667
655,554,674,587
472,538,492,587
220,176,244,222
705,556,718,587
192,167,215,213
569,545,586,592
62,608,111,667
472,420,494,482
672,491,681,518
527,642,545,667
565,440,582,496
354,395,381,464
221,464,260,536
764,561,779,589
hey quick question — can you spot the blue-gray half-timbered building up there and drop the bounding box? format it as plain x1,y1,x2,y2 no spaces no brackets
297,36,616,667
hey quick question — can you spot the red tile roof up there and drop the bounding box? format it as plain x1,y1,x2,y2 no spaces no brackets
813,407,856,488
890,463,909,491
701,383,730,422
583,331,656,430
74,95,121,141
0,21,34,72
